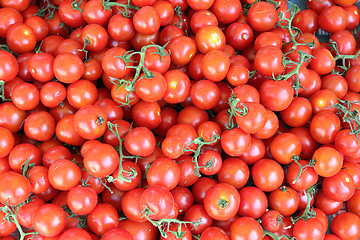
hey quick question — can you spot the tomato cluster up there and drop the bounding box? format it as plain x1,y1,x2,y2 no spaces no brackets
1,0,360,239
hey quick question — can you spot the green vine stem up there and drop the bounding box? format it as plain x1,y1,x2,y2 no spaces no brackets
61,205,87,228
290,155,316,184
35,0,59,19
291,185,317,223
329,39,360,75
112,43,170,106
263,229,295,240
102,0,139,17
331,99,360,143
142,206,201,238
0,80,10,102
0,201,38,240
183,135,220,177
106,122,137,183
71,0,83,12
79,38,91,63
81,168,114,194
174,6,188,36
21,158,35,179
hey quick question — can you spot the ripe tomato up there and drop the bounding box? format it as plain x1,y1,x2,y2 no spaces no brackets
203,183,240,221
32,204,66,237
251,159,284,192
313,146,343,177
0,171,31,206
230,217,263,240
48,159,81,191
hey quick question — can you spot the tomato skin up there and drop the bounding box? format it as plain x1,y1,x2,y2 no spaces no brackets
230,217,263,240
270,133,301,165
196,26,225,54
200,227,230,240
84,143,119,178
16,197,45,228
87,203,120,236
67,186,98,215
259,80,293,111
310,48,335,75
331,212,360,240
140,185,174,220
11,83,39,111
318,5,347,33
347,189,360,217
248,1,278,32
7,23,36,54
210,0,242,24
293,218,326,240
124,127,156,157
254,46,284,77
314,189,343,216
59,228,92,240
310,111,341,145
24,111,55,142
280,97,312,128
0,171,31,206
203,183,240,221
190,80,221,110
147,157,180,190
251,159,284,192
0,127,15,158
118,219,158,240
220,128,251,157
102,228,133,240
236,102,267,134
184,204,213,235
238,186,268,219
53,53,84,84
313,146,343,177
48,159,81,191
166,36,196,66
322,169,356,202
32,204,66,237
269,186,299,217
0,50,19,82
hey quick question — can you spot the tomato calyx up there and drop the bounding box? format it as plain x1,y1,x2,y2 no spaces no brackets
102,0,139,18
217,198,229,210
71,0,83,12
35,0,59,19
81,168,114,193
95,115,105,126
106,122,138,183
183,134,220,176
291,155,316,184
0,200,38,240
141,205,201,239
0,80,11,102
61,204,87,228
226,93,248,129
331,99,360,143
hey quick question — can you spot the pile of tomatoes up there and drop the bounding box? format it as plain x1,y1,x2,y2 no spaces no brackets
1,0,360,239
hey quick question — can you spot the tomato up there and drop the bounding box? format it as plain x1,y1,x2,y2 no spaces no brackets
280,97,313,127
67,186,98,215
7,23,36,53
59,228,92,240
0,127,14,158
314,189,343,216
210,0,242,24
102,228,133,240
48,159,81,191
235,102,267,134
87,203,120,236
292,9,318,34
200,227,230,240
313,146,343,178
344,5,360,30
220,128,251,157
190,80,221,110
59,0,86,28
238,186,268,219
270,133,301,165
293,218,326,240
248,1,278,32
310,89,338,115
11,83,39,110
28,166,50,194
17,197,45,228
184,204,213,235
32,204,66,237
346,66,360,92
166,36,196,66
118,219,158,240
254,46,284,77
81,23,108,52
53,53,84,84
319,6,347,33
251,159,284,192
230,217,263,240
309,48,335,75
322,169,356,202
73,105,108,140
310,111,341,145
0,8,23,39
253,109,279,140
331,212,360,240
196,26,225,54
140,185,174,220
287,159,318,191
24,111,55,142
147,157,180,190
260,80,293,111
269,186,299,216
190,10,218,34
203,183,240,221
67,80,98,109
321,74,348,99
261,210,282,232
124,127,156,157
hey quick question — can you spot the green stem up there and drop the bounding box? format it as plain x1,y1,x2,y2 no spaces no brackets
291,155,316,184
102,0,139,17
